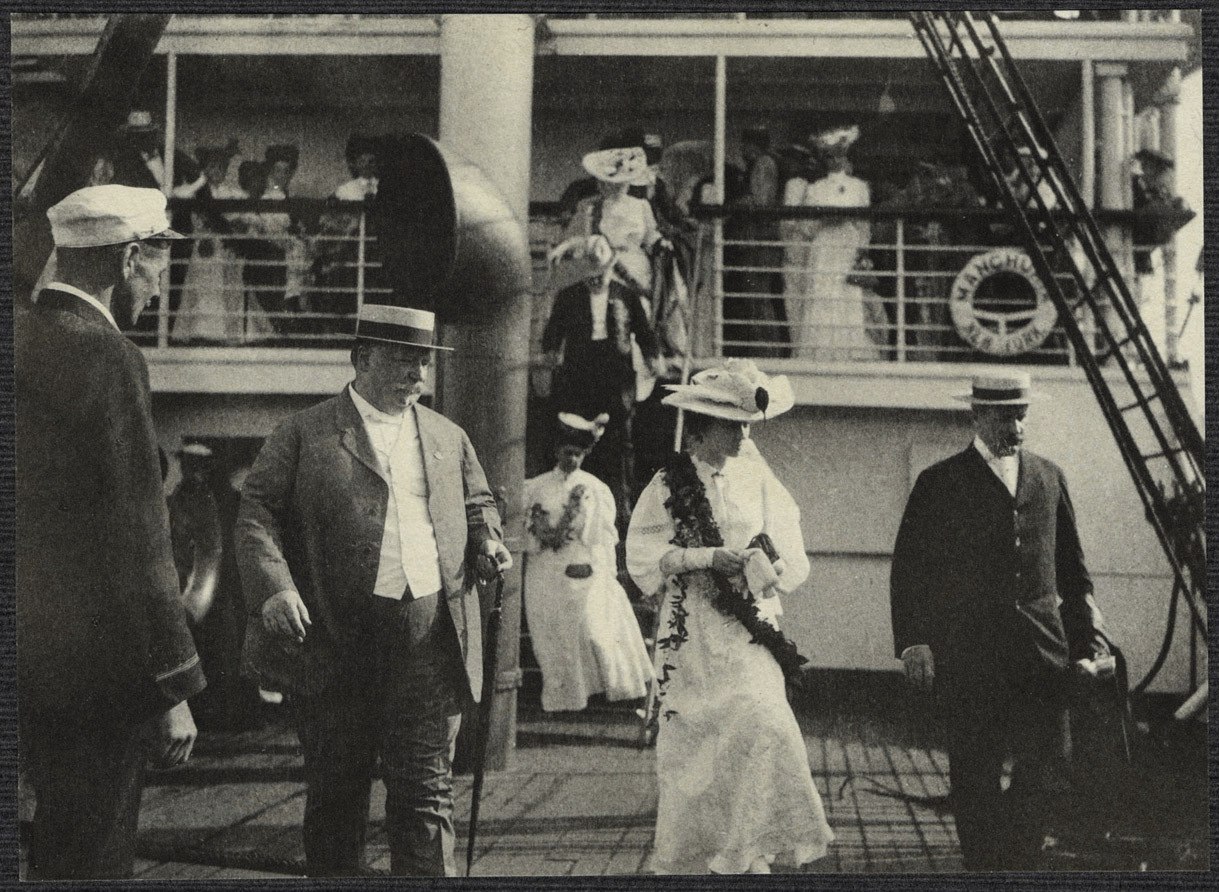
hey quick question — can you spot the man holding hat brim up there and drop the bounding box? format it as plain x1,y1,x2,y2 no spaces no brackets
17,185,204,879
237,302,512,876
523,413,653,713
626,359,833,874
890,370,1113,870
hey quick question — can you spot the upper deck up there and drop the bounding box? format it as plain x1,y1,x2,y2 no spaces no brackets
10,12,1196,65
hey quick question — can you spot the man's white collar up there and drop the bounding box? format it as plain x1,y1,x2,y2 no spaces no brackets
42,282,119,331
348,382,417,423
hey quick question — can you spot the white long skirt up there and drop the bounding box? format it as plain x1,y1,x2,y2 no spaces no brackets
524,548,653,712
649,582,833,874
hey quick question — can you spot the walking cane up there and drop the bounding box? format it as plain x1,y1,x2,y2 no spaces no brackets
466,570,505,876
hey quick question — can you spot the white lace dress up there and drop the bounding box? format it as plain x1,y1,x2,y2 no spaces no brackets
789,171,879,361
172,181,248,344
524,467,653,712
626,449,833,874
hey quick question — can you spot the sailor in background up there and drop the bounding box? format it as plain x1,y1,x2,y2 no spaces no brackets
17,185,204,879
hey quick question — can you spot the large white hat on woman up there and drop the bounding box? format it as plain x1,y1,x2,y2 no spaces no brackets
662,359,795,422
582,146,651,185
810,124,860,157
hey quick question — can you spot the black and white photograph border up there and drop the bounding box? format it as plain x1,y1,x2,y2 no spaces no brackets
6,3,1210,885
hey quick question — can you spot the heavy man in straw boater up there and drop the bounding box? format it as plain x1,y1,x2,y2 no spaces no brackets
236,304,512,876
889,371,1114,871
626,358,833,874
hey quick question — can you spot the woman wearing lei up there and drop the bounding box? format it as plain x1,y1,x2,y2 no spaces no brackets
626,359,833,874
523,413,653,713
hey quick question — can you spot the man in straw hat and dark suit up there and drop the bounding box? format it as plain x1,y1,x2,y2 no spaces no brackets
17,185,205,879
236,303,512,876
889,371,1113,870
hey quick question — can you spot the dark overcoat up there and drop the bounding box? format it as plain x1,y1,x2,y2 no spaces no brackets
890,445,1108,681
16,288,206,729
235,389,503,701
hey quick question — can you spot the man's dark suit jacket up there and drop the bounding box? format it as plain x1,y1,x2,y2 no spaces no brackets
236,389,504,702
541,280,661,367
16,288,206,729
890,445,1108,682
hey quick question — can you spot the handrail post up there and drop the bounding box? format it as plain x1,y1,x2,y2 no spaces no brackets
158,50,177,349
356,208,367,320
894,217,906,362
713,53,727,358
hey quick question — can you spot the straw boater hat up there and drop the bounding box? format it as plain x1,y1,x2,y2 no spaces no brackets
46,185,185,248
121,110,159,133
556,412,610,450
546,233,617,293
582,146,650,185
954,370,1041,405
355,303,453,351
811,124,860,157
663,359,795,422
177,442,214,460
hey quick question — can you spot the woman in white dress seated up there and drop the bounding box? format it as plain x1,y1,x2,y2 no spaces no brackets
626,359,833,875
524,413,654,712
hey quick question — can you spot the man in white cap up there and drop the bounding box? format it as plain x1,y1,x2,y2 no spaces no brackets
236,303,512,876
889,371,1112,871
16,184,204,879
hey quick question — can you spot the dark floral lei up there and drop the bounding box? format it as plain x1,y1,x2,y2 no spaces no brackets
528,483,586,552
655,452,808,713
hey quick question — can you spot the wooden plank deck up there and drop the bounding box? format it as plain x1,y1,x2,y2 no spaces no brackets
19,670,1207,878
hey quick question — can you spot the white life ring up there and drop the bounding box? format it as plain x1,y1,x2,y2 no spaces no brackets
949,248,1059,356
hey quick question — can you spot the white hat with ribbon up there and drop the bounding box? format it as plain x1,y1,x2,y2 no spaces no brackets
662,359,795,422
581,146,650,185
810,124,861,157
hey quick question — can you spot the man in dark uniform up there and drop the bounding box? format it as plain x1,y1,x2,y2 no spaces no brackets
889,371,1112,870
17,185,206,879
